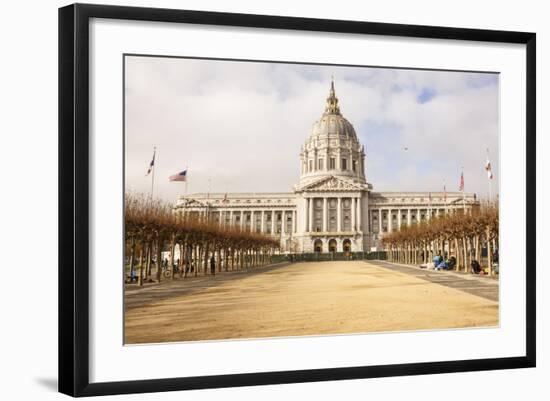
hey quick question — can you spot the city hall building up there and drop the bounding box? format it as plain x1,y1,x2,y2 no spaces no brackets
174,80,477,253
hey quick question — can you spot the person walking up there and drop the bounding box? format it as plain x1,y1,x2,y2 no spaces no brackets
210,254,216,276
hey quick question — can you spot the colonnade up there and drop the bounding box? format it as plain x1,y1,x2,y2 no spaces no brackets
370,206,466,233
304,196,362,233
185,208,297,235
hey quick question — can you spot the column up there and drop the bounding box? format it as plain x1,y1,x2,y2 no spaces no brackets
322,197,327,232
378,209,382,233
337,197,342,232
351,198,356,232
281,211,286,235
308,198,314,232
397,209,402,230
294,210,297,233
388,209,393,233
250,211,254,232
357,198,362,231
240,210,244,231
260,210,265,233
271,210,275,234
230,210,234,227
407,209,411,226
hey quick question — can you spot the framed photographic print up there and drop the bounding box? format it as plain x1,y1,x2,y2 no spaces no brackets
58,3,536,397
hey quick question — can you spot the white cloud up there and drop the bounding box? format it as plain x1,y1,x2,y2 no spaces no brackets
125,56,499,202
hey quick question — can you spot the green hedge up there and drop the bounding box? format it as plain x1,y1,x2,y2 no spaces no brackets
272,251,387,263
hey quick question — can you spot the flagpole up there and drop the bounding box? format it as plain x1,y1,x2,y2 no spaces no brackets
443,179,447,215
151,146,156,202
461,167,466,213
486,148,493,205
185,165,188,196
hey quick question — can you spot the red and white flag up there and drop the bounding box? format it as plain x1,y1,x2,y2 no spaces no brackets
485,154,493,179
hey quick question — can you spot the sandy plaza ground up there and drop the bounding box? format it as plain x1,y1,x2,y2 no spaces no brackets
124,260,499,344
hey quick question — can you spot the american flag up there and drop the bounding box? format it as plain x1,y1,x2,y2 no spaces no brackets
145,149,155,176
222,193,229,203
459,171,464,191
169,169,187,182
443,184,447,203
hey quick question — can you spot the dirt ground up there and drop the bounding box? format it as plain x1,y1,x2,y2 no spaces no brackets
124,261,499,344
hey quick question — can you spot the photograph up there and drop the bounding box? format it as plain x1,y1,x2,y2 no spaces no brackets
123,55,500,344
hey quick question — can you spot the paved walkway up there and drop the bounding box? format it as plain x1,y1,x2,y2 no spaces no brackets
124,262,290,309
124,260,499,344
368,260,499,302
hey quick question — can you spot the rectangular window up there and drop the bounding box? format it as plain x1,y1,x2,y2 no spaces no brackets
285,215,293,233
318,158,324,170
329,158,335,169
341,158,347,170
308,160,313,172
353,160,357,172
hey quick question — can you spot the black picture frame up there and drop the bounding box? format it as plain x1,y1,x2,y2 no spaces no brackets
58,3,536,397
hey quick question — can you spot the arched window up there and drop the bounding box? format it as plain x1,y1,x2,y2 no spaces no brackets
313,239,323,253
343,239,352,252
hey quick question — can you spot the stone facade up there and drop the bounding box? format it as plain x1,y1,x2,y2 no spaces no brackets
174,80,478,253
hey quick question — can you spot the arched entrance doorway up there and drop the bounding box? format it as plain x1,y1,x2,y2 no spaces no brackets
328,239,337,253
313,239,323,253
343,239,351,252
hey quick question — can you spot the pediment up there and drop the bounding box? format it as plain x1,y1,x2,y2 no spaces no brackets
299,176,364,192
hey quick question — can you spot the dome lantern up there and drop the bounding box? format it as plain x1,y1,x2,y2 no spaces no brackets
324,76,341,115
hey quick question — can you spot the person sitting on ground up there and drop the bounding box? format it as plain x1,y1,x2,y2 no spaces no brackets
448,256,457,270
435,259,448,271
433,254,441,267
471,259,483,274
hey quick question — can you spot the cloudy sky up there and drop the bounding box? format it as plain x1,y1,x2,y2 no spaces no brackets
125,55,499,202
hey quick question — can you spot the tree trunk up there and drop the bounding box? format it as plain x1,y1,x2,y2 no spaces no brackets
138,241,144,286
455,238,462,271
196,245,201,276
146,242,152,278
462,237,468,273
204,244,210,275
156,238,163,282
128,236,136,283
486,229,493,276
169,234,176,280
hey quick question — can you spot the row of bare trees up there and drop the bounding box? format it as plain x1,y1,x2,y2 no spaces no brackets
125,194,280,285
381,206,499,275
